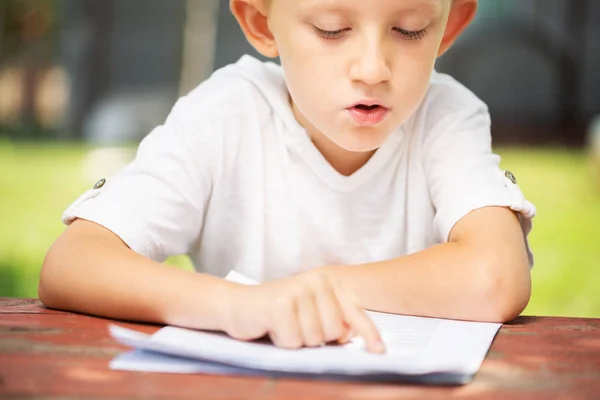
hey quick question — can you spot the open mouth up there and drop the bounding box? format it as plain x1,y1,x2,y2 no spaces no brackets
347,103,388,125
354,104,381,111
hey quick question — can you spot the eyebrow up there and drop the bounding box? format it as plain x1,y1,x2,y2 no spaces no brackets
411,0,443,14
299,0,444,14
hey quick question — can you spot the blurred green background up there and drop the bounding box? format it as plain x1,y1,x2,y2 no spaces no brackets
1,142,599,318
1,0,600,319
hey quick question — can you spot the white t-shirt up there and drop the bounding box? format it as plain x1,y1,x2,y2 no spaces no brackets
63,55,535,282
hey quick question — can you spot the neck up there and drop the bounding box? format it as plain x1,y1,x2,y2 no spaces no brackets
310,130,375,176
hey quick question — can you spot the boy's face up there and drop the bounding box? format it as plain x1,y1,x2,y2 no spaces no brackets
234,0,475,155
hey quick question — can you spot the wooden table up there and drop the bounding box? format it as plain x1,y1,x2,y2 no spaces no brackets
1,298,599,399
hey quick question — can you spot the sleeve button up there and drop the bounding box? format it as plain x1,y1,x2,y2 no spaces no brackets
505,170,517,184
93,178,106,189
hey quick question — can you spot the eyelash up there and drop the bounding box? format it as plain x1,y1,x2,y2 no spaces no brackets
393,27,427,41
312,26,351,40
312,26,427,41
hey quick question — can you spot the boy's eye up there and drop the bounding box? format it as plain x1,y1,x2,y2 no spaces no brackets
393,27,427,40
313,26,427,41
313,26,351,40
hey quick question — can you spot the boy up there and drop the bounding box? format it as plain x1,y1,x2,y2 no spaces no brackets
40,0,535,354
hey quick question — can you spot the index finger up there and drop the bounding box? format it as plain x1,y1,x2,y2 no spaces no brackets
335,287,385,354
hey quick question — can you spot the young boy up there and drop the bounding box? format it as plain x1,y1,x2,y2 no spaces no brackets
40,0,535,354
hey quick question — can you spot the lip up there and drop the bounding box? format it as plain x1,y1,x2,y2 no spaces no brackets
348,99,386,108
346,100,389,126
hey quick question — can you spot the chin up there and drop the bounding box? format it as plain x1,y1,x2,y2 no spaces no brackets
336,137,386,153
336,128,390,153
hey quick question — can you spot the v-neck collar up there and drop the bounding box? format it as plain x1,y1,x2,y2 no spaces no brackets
288,121,406,192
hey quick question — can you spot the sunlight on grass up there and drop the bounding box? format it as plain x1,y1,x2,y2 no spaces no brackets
0,142,193,299
0,142,598,318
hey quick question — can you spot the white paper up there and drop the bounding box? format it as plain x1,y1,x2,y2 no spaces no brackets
111,349,250,375
109,271,501,380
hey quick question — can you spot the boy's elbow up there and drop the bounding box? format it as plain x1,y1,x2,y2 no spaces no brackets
38,242,66,309
38,253,55,307
37,281,54,309
477,259,532,323
38,272,58,309
485,289,530,323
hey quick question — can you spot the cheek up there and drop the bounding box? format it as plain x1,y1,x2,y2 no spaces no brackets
394,75,432,125
278,26,342,81
284,63,333,127
277,33,319,90
280,37,338,118
392,47,438,106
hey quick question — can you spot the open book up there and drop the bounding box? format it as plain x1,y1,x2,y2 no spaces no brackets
109,271,501,385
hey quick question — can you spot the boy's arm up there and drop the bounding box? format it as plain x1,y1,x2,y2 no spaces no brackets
39,218,236,331
321,206,531,323
40,219,384,352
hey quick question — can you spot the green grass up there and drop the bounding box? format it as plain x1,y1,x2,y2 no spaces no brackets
1,141,599,318
498,148,600,318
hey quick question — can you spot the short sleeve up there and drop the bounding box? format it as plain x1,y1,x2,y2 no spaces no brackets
62,96,216,262
422,90,536,267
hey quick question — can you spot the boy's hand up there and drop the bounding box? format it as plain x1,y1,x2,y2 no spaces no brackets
224,268,385,353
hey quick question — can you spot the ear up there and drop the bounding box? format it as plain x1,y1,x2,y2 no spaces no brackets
437,0,477,57
230,0,279,58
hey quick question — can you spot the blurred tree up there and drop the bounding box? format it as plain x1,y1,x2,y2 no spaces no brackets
60,0,185,143
0,0,59,138
179,0,219,95
59,0,113,140
437,0,596,145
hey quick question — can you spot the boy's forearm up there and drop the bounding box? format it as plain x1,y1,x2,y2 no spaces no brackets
324,241,531,323
39,224,234,331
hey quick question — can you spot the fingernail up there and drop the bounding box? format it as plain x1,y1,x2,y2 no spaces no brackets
337,336,350,344
344,331,355,343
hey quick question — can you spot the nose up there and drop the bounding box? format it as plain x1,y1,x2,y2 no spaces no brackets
349,38,391,86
